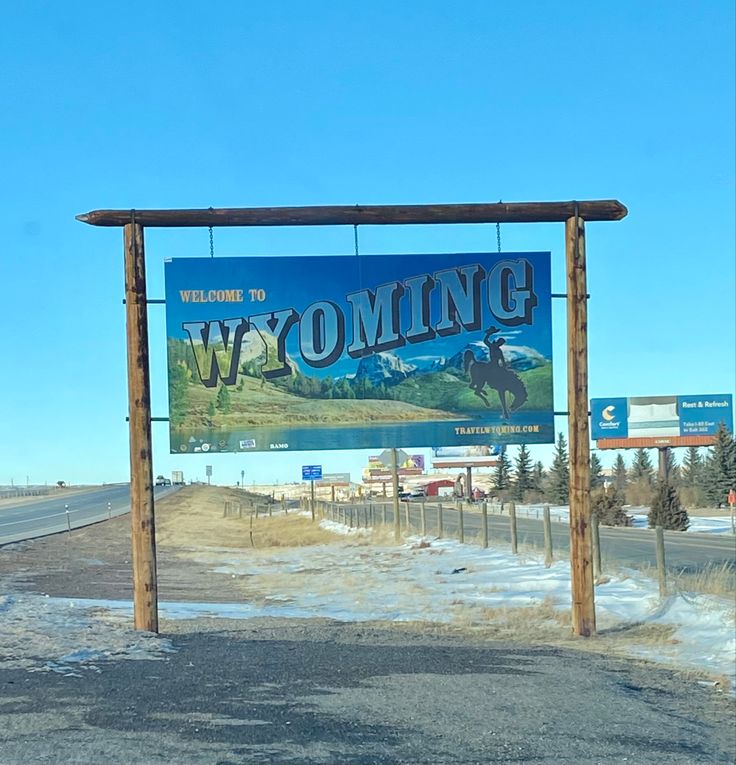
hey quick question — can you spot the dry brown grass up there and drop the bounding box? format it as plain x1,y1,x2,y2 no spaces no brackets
156,486,341,549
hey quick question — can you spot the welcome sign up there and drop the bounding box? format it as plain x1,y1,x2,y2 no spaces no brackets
164,253,554,453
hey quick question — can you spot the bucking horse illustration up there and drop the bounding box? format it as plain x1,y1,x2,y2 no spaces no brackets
464,327,528,419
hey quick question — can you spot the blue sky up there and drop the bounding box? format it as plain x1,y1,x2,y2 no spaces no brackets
0,1,733,486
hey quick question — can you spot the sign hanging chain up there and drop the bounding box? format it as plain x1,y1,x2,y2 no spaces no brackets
209,226,214,258
496,199,502,253
354,224,359,257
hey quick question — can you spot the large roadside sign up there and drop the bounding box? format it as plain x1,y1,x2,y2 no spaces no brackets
164,252,554,453
591,394,733,448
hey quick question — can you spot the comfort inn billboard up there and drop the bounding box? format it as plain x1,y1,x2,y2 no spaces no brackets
165,253,553,453
591,394,733,448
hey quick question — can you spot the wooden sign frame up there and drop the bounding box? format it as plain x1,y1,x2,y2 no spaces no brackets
77,199,628,636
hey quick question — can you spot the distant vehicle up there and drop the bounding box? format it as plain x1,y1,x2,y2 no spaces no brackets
171,470,185,485
155,475,166,486
409,487,427,498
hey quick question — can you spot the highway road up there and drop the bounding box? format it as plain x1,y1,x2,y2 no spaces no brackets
345,500,736,574
0,484,177,546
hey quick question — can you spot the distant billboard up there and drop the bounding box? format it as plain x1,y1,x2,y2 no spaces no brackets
591,395,733,448
431,445,502,468
316,472,352,486
164,252,554,453
362,452,426,482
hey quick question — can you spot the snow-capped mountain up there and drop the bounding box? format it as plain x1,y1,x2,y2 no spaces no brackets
445,342,548,372
353,351,417,386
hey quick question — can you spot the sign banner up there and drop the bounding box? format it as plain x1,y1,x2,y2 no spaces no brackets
431,445,502,467
165,253,554,453
591,395,733,446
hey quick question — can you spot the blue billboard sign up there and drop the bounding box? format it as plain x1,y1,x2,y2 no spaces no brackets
591,394,733,442
165,252,554,453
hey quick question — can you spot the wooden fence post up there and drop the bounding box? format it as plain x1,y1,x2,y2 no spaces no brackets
391,449,401,542
482,501,488,549
438,503,444,539
591,512,601,579
509,501,518,554
656,526,667,597
459,502,465,544
543,504,553,568
421,502,427,536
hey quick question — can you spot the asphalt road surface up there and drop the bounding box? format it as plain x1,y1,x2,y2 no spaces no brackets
1,618,734,764
0,484,177,545
346,501,736,574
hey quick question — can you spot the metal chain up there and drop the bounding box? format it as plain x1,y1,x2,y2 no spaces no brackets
354,224,359,257
496,199,502,253
209,226,214,258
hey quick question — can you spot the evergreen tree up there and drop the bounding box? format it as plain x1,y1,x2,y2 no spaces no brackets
493,448,512,494
532,460,546,494
512,444,533,501
216,385,231,414
207,400,216,418
612,453,628,494
547,432,570,504
649,480,689,531
681,447,703,488
630,448,654,485
590,451,604,489
703,424,736,507
591,487,630,527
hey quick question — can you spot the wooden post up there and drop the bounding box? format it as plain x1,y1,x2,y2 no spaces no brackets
658,447,671,483
543,504,553,568
459,502,465,543
509,501,518,554
420,502,427,536
656,526,667,597
331,485,336,502
566,213,596,637
310,479,315,521
591,512,601,578
404,501,410,531
465,466,473,503
481,501,488,548
438,503,444,538
123,222,158,633
391,448,401,542
382,504,387,525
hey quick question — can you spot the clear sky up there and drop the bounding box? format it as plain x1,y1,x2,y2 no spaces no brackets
1,1,734,487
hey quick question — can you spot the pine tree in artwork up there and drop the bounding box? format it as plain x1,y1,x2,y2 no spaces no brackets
547,432,570,505
493,448,512,494
612,453,628,496
216,384,231,414
590,452,604,489
630,448,654,484
649,480,689,531
512,444,534,501
702,424,736,507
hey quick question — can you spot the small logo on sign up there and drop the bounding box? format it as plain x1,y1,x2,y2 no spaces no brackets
602,405,616,421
